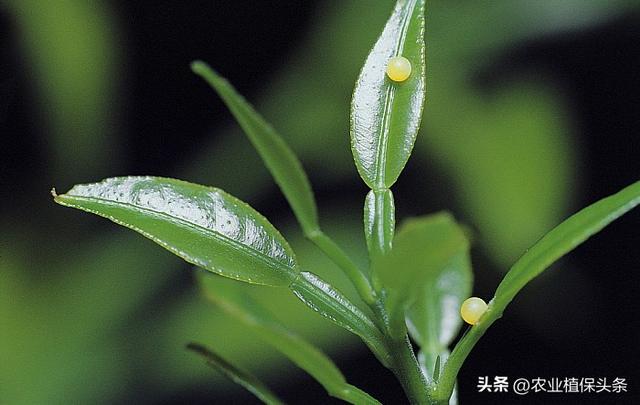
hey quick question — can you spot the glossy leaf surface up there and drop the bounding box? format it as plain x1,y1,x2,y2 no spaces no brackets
191,61,320,235
198,273,380,405
364,189,395,258
290,271,391,367
350,0,426,189
372,213,469,335
187,342,284,405
10,2,638,403
54,176,298,286
190,61,377,304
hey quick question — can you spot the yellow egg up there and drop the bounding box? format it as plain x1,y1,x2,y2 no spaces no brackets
386,56,412,82
460,297,488,325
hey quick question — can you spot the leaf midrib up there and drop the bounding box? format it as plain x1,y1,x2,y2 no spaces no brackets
373,0,419,189
57,194,296,274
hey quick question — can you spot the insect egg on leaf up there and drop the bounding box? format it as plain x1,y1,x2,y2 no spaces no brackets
386,56,412,82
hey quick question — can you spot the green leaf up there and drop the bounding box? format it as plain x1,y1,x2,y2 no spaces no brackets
350,0,426,189
198,272,381,405
418,348,449,383
53,176,298,286
191,61,377,304
494,180,640,309
290,271,392,367
436,181,640,402
407,249,471,376
191,61,319,236
186,342,284,405
372,213,469,337
364,189,396,258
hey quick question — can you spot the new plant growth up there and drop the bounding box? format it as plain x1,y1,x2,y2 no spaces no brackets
53,1,640,403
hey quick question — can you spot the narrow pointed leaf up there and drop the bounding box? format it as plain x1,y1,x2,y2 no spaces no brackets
187,342,284,405
191,62,376,305
419,350,459,404
290,271,392,367
494,180,640,308
198,272,381,405
372,213,469,337
438,181,640,401
418,349,449,383
191,61,319,235
350,0,426,189
54,176,298,286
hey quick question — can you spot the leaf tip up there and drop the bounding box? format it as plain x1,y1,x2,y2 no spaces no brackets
191,60,217,80
190,60,206,73
433,355,441,382
51,187,71,205
191,60,226,88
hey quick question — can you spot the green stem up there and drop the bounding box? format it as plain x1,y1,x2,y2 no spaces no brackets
307,229,376,304
387,335,430,405
371,293,431,404
363,188,430,403
433,303,502,402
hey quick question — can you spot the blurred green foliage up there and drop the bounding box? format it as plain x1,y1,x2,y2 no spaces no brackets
2,0,638,403
4,0,122,178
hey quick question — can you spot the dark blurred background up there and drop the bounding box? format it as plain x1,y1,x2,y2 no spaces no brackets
1,1,639,404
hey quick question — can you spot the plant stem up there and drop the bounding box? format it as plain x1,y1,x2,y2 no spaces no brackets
433,303,501,402
371,294,431,404
364,185,430,403
387,335,430,405
307,229,377,304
